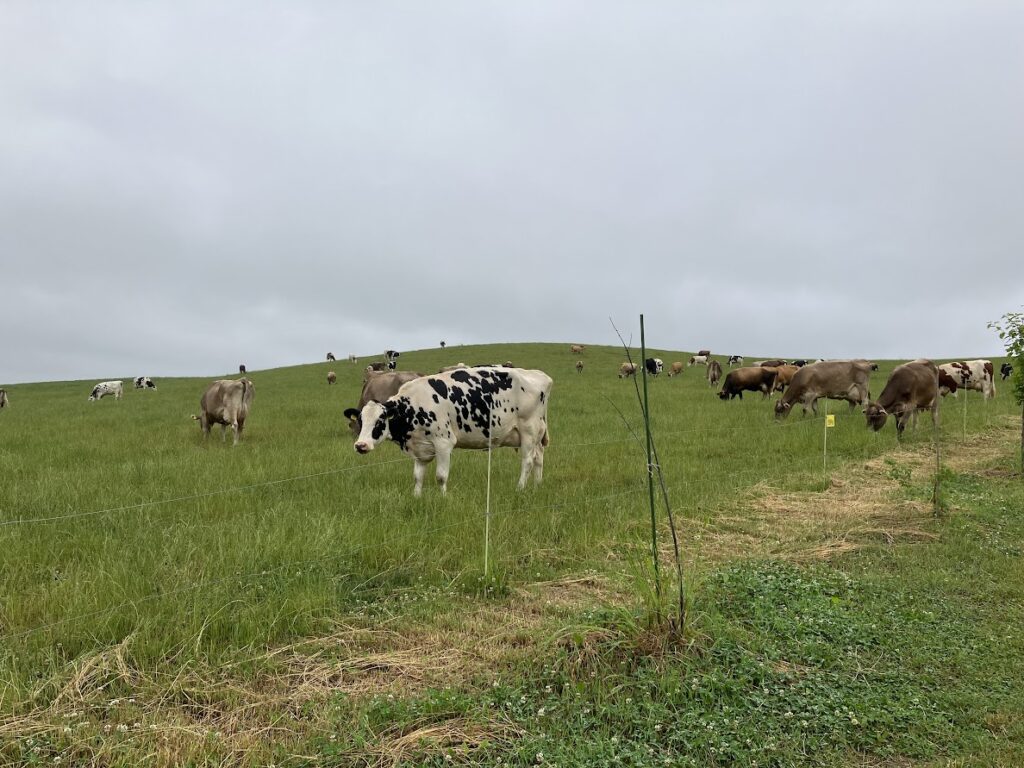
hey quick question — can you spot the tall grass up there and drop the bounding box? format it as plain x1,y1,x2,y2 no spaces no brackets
0,343,1014,712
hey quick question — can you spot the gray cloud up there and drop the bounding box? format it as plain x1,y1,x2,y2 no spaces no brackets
1,2,1022,383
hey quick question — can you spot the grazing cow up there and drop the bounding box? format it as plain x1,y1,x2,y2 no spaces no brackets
718,367,777,400
619,362,638,378
344,370,423,436
937,364,963,397
774,360,872,418
239,364,247,374
864,360,938,435
790,359,808,367
960,359,997,399
88,380,123,401
1001,363,1013,380
352,367,552,496
327,352,336,362
697,349,711,357
727,355,743,367
0,389,8,409
133,376,157,390
688,355,709,367
348,354,358,364
575,360,584,374
571,344,585,355
327,371,337,385
193,378,255,445
645,358,664,376
767,364,799,392
754,359,786,368
667,361,685,377
707,359,723,387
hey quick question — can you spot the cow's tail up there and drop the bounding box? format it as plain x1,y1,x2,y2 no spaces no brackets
191,414,200,422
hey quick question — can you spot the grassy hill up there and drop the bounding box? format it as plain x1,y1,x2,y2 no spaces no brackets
1,343,1021,766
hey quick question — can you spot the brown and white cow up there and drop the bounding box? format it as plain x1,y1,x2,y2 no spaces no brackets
864,360,938,435
706,359,723,387
344,370,423,436
327,371,337,385
193,378,255,445
667,361,685,377
958,359,996,399
937,363,965,397
619,362,638,378
718,366,778,400
774,360,872,418
352,367,552,496
688,355,709,367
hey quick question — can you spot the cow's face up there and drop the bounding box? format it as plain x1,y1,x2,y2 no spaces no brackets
864,403,888,431
353,402,389,453
774,400,791,419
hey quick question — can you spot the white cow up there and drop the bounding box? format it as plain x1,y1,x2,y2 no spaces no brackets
88,380,123,401
353,366,552,496
688,355,709,367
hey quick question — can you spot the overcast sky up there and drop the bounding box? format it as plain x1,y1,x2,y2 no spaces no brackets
2,2,1022,384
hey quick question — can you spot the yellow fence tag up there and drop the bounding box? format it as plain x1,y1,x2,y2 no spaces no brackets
826,415,836,428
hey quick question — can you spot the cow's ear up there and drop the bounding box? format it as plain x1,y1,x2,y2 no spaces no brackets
343,408,359,421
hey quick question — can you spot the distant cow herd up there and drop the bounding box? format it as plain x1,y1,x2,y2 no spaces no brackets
5,342,1010,496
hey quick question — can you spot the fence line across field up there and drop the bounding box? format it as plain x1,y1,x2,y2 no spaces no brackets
0,413,831,529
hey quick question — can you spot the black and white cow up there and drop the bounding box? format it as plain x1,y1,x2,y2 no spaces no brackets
133,376,157,390
727,355,743,367
89,380,123,401
645,358,664,376
1001,363,1013,381
385,350,400,371
352,366,552,496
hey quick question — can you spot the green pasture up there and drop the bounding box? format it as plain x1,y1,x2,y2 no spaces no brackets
0,343,1020,766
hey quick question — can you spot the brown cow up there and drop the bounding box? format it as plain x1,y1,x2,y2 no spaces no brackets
344,370,422,436
775,360,872,418
697,349,711,357
327,371,337,385
718,366,777,400
619,362,638,378
667,361,684,377
767,364,799,393
193,378,255,445
571,344,585,355
755,359,786,368
575,360,584,374
864,359,938,435
365,362,387,375
706,359,723,387
0,389,7,409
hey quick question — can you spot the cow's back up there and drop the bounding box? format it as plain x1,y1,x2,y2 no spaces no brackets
201,379,253,422
400,366,552,449
786,360,868,400
878,361,937,410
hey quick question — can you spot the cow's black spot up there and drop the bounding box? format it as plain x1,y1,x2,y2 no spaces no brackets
383,397,416,449
428,378,448,400
451,369,472,384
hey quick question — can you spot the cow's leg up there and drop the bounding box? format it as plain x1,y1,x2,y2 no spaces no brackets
517,434,537,490
232,420,242,446
435,450,451,495
412,459,429,497
220,424,227,442
532,439,546,485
